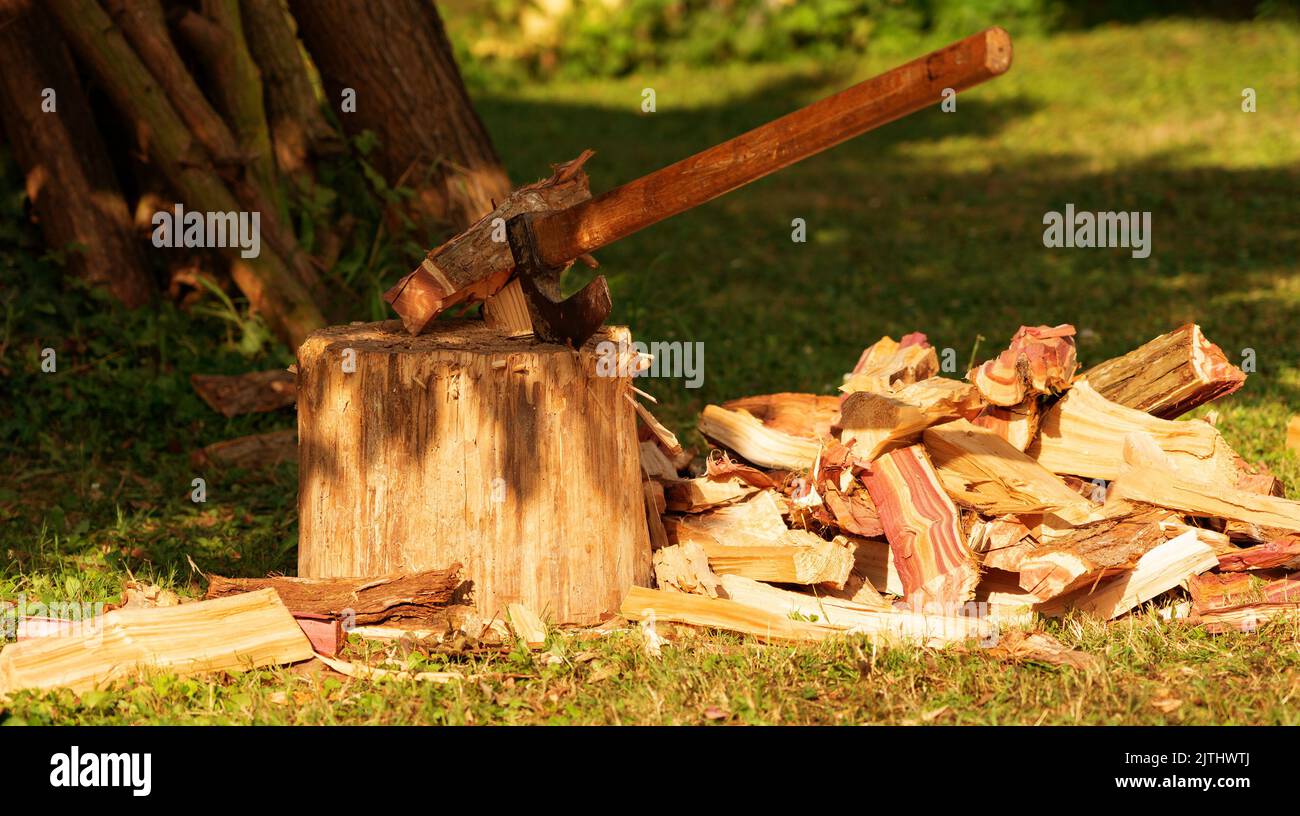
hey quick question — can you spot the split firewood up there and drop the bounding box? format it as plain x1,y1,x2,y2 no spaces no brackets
640,439,680,481
621,585,837,643
507,604,548,650
190,369,297,417
837,536,905,597
705,450,778,489
1016,509,1183,601
973,569,1040,625
1109,462,1300,534
1216,535,1300,572
968,515,1038,572
971,399,1040,451
861,444,978,607
839,377,982,462
204,567,464,626
717,575,992,645
1028,381,1239,484
666,490,792,548
0,589,313,696
1188,570,1300,612
1081,324,1245,419
192,428,297,468
629,395,683,457
841,333,939,395
698,404,822,470
967,324,1077,406
822,483,884,537
698,533,856,590
1233,457,1286,498
293,612,343,657
1066,529,1218,619
923,419,1096,522
721,392,841,440
664,476,758,513
652,542,726,598
644,481,671,551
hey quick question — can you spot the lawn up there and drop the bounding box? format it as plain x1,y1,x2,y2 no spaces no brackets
2,19,1299,725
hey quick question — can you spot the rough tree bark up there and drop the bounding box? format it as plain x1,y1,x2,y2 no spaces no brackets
0,0,154,307
239,0,341,177
289,0,512,234
47,0,325,347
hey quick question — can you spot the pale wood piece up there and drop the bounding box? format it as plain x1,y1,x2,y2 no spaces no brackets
629,396,683,456
0,589,313,696
1028,381,1239,484
205,567,463,625
191,369,296,416
861,445,978,607
698,404,822,470
1082,324,1245,419
841,536,906,596
507,603,547,649
664,476,758,513
666,490,791,548
699,534,855,590
841,334,938,395
652,542,726,598
718,575,992,645
192,429,296,468
621,586,837,643
969,515,1038,571
967,325,1077,406
1015,509,1179,601
923,419,1095,521
971,399,1040,451
721,392,841,440
840,377,983,462
643,481,671,552
1110,463,1300,534
640,440,679,481
1067,530,1218,619
296,319,650,625
482,278,534,338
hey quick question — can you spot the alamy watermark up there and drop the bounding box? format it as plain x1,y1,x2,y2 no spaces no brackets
595,339,704,389
151,204,261,259
1043,204,1151,258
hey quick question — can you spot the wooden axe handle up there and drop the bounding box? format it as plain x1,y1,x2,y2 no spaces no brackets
530,27,1011,267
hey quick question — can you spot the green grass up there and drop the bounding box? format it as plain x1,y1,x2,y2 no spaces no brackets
3,19,1300,725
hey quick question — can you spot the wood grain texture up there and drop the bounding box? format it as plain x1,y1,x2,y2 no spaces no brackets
698,404,822,470
1082,324,1245,419
1015,509,1177,601
699,535,855,589
967,324,1077,406
621,585,836,643
1067,530,1217,619
840,377,983,462
296,319,650,625
1110,463,1300,533
841,333,938,395
0,589,312,695
1028,381,1239,484
861,445,978,607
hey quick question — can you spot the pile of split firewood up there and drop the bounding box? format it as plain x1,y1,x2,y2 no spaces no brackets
626,324,1300,645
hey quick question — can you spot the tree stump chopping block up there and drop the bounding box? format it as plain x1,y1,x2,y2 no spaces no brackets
296,319,651,625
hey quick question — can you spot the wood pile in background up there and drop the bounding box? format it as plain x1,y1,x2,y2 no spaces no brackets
628,323,1299,645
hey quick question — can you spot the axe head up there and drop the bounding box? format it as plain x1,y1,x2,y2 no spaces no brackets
505,213,612,348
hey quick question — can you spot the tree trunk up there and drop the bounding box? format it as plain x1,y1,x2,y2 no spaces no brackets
0,0,153,307
239,0,341,178
47,0,325,347
289,0,512,235
295,319,651,625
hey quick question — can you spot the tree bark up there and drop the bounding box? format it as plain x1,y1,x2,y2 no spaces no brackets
47,0,325,347
0,0,154,307
240,0,340,177
289,0,512,235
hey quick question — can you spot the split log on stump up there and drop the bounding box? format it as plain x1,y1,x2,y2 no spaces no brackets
841,333,938,395
191,369,297,416
1082,324,1245,419
967,325,1077,406
204,567,464,625
840,378,983,462
861,444,978,607
0,589,312,695
296,320,650,625
1028,381,1239,484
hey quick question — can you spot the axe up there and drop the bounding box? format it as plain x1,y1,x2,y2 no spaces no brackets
385,27,1012,346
